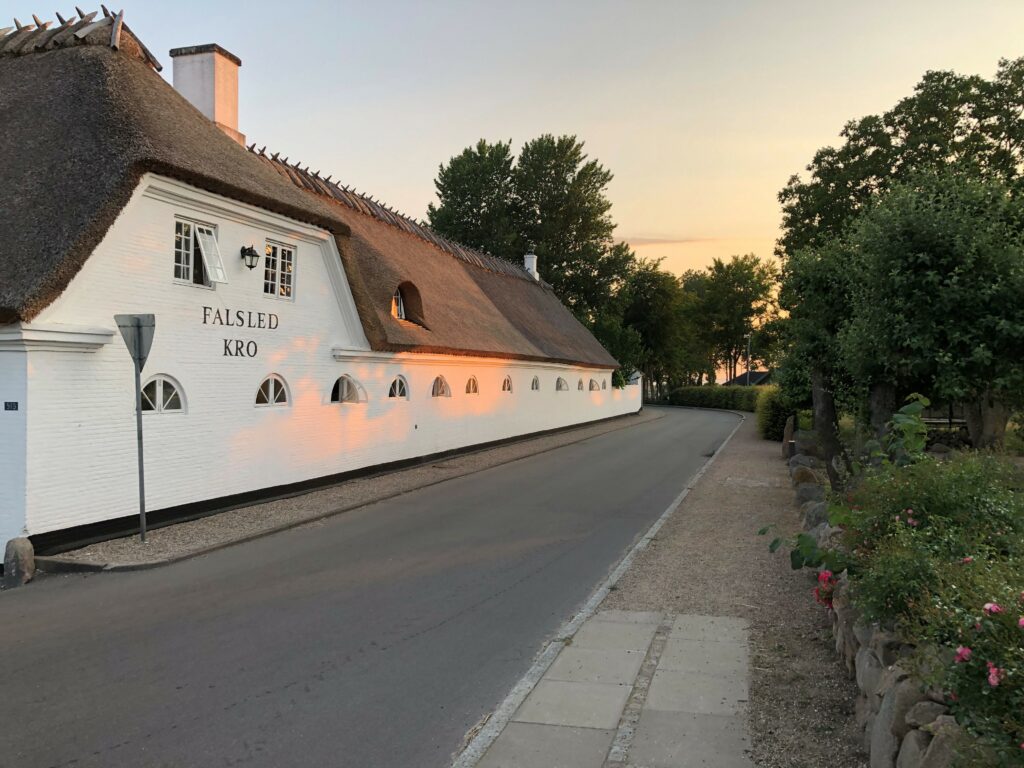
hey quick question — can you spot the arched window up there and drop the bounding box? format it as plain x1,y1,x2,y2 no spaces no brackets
256,374,289,407
431,376,451,397
602,379,608,390
331,375,362,404
141,375,184,413
388,376,409,399
589,379,600,391
466,376,479,394
556,377,569,391
578,378,585,391
391,288,406,320
531,376,540,391
502,376,513,393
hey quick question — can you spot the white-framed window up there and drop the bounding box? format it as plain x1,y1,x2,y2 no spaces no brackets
466,376,479,395
531,376,540,391
432,376,451,398
589,379,600,391
264,241,295,299
255,374,289,407
174,219,227,287
556,377,569,391
391,289,406,320
502,376,513,393
141,375,185,413
331,375,362,404
388,376,409,399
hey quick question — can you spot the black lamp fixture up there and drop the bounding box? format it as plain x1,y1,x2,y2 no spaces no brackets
240,245,260,270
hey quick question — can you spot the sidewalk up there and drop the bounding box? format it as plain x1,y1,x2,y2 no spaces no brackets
459,415,865,768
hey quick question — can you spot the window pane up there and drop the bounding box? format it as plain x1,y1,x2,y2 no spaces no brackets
279,246,294,298
141,380,157,411
331,378,341,403
174,221,192,281
195,227,228,284
256,380,270,405
164,388,182,411
274,379,288,404
264,244,278,295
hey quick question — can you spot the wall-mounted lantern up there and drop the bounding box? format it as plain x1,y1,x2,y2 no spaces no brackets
240,245,260,270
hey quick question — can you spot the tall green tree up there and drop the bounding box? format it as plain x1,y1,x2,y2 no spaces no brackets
428,134,631,322
426,139,520,259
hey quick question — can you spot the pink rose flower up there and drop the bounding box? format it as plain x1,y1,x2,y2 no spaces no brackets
986,661,1005,687
1018,616,1024,628
983,602,1003,615
954,646,972,664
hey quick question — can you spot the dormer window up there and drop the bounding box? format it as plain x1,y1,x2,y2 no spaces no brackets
390,282,426,327
174,219,227,287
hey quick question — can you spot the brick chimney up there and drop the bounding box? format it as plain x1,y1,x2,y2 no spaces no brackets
169,44,244,145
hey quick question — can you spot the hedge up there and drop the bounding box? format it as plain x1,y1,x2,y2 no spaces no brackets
665,385,762,412
755,386,789,441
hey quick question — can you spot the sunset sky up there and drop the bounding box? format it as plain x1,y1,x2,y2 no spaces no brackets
13,1,1024,275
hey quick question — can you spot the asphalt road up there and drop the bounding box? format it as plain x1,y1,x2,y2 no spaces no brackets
0,406,740,768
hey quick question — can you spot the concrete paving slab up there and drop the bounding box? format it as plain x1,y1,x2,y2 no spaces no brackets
592,609,663,625
658,637,748,676
628,709,753,768
645,669,748,715
476,722,615,768
513,679,632,730
545,647,645,685
670,614,749,644
570,617,658,652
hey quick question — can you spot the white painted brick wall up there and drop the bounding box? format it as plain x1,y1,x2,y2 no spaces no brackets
10,175,641,539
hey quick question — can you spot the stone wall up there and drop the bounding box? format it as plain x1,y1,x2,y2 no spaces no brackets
783,440,965,768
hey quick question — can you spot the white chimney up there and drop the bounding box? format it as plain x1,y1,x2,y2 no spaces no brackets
169,44,244,145
524,253,539,280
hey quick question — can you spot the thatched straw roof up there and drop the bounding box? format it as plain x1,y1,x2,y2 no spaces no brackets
0,10,618,369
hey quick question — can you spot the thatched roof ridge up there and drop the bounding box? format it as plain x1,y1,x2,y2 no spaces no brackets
249,148,538,282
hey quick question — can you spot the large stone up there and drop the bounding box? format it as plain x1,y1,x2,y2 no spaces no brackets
802,501,829,529
3,537,35,588
791,464,821,487
854,622,876,648
856,694,873,730
896,729,932,768
871,685,901,768
871,630,905,667
789,453,821,470
795,482,825,505
813,523,841,551
905,701,947,729
889,679,926,739
794,429,821,457
919,717,960,768
863,711,877,753
856,647,884,698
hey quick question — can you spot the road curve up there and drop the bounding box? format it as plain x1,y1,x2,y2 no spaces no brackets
0,406,740,768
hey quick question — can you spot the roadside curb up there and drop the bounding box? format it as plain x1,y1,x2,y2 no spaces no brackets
449,412,746,768
36,410,662,575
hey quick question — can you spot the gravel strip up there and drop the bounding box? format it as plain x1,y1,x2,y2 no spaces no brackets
603,417,866,768
52,411,662,567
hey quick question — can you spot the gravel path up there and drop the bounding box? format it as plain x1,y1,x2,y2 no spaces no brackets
603,414,866,768
49,411,662,567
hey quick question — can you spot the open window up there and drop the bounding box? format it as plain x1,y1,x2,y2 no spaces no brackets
431,376,451,397
391,282,426,327
331,375,363,404
256,374,289,407
174,219,227,286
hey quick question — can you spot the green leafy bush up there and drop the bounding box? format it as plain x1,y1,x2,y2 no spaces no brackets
666,385,762,412
755,385,789,441
830,454,1024,762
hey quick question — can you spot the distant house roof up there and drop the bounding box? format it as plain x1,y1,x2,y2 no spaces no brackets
723,370,772,386
0,11,618,369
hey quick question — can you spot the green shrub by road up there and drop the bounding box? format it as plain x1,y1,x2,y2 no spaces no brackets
665,385,762,412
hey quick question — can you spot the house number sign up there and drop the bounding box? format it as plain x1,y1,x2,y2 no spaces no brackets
203,306,279,358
